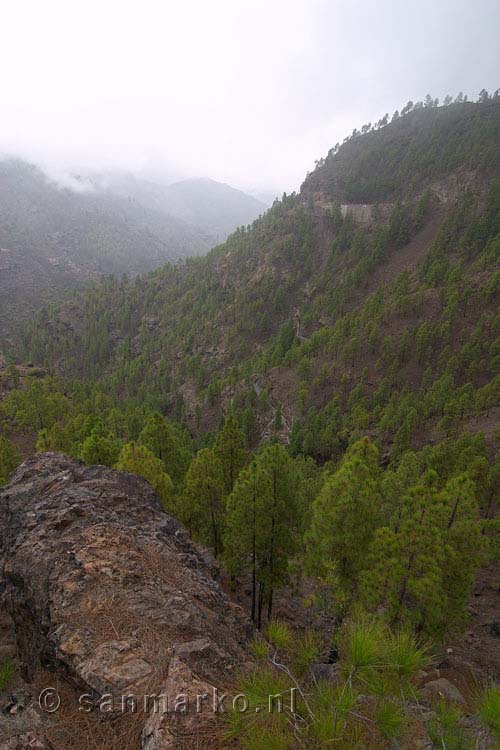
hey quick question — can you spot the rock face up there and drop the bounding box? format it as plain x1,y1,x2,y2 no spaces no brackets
0,453,252,749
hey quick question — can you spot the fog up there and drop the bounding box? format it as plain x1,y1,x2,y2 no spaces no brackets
1,0,499,195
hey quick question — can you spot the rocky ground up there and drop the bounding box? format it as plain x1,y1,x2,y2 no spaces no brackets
0,453,252,750
0,453,498,749
447,565,500,681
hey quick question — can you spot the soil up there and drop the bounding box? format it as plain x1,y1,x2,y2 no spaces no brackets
445,564,500,682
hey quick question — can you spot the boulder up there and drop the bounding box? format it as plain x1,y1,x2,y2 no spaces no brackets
421,677,466,705
0,453,252,748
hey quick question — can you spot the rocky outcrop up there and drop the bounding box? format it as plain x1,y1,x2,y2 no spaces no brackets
0,453,252,749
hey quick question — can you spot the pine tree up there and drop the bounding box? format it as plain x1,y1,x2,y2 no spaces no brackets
116,442,174,512
213,412,246,495
224,461,270,623
225,443,300,627
273,405,283,433
79,425,119,467
440,473,482,626
483,453,500,520
139,413,190,486
0,435,21,485
37,421,75,455
181,448,225,557
380,450,421,525
257,443,301,626
362,471,450,634
307,437,382,596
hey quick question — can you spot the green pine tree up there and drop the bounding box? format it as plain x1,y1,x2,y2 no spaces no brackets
362,472,448,634
0,435,21,485
79,432,119,467
116,442,174,512
180,448,225,557
224,443,301,627
213,412,246,495
224,460,270,623
440,473,482,627
307,437,382,596
139,413,191,486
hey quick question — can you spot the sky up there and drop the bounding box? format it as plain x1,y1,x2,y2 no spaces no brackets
1,0,499,196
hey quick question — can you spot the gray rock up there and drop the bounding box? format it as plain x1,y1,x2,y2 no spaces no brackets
421,678,466,705
0,453,253,748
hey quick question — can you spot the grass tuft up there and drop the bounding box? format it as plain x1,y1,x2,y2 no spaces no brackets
384,628,431,680
375,700,405,740
267,620,293,652
427,700,470,750
250,636,269,662
292,630,321,677
479,685,500,740
339,618,385,680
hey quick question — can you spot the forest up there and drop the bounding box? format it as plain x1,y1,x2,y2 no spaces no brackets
1,93,500,749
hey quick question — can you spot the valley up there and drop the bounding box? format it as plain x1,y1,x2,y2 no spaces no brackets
0,160,265,348
0,96,499,749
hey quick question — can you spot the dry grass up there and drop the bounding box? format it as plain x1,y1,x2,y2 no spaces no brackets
25,548,225,749
31,668,227,750
1,542,232,749
37,674,145,750
140,544,219,607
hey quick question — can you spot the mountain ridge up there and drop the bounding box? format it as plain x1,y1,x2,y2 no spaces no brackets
19,98,500,460
0,159,265,347
1,99,499,750
93,171,266,243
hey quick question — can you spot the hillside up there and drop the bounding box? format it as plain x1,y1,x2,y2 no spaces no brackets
302,99,500,203
20,98,500,457
98,173,267,244
0,160,265,347
1,96,500,750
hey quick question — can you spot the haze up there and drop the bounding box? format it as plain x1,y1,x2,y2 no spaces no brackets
1,0,499,195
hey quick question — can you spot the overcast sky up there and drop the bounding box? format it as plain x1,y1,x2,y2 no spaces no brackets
1,0,498,195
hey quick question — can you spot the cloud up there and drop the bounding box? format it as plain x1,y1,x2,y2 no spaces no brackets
1,0,498,193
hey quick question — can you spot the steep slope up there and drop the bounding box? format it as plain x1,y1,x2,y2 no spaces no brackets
302,98,500,202
156,178,267,242
0,160,213,346
0,162,265,349
0,160,211,271
19,98,500,459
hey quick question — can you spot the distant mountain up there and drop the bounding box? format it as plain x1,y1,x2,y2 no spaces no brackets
93,173,267,243
0,160,265,345
26,98,500,453
157,178,267,242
